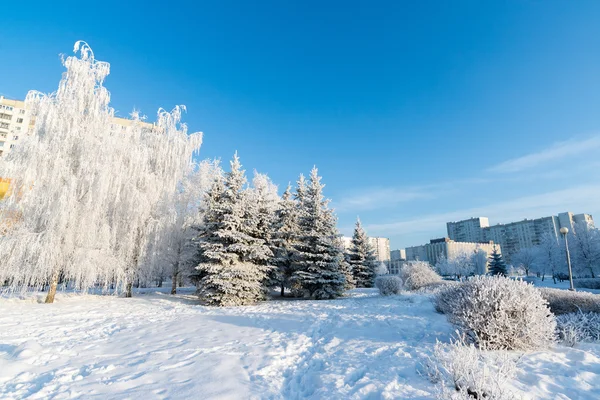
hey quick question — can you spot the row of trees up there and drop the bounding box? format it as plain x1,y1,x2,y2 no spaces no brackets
512,224,600,281
193,155,380,305
0,42,380,305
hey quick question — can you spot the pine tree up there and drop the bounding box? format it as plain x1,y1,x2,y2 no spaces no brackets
348,218,377,287
270,184,300,296
196,153,272,306
291,167,345,299
488,246,508,277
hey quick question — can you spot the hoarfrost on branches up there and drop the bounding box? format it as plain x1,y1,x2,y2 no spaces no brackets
0,41,202,302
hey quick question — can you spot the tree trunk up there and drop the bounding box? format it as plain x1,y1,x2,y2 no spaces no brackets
171,260,179,295
157,278,163,288
280,283,285,297
125,282,133,298
45,269,60,304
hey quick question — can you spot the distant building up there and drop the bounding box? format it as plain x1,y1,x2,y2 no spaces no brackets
447,212,594,262
368,237,391,262
404,237,499,268
447,217,489,243
341,236,391,263
0,96,34,157
390,249,406,261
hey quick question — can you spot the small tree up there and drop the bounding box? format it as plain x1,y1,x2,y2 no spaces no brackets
511,247,538,277
348,218,377,288
488,247,507,277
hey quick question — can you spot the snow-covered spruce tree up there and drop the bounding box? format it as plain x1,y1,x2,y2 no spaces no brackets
291,167,345,299
246,171,279,290
348,218,377,287
487,246,507,277
196,154,272,306
0,42,201,302
270,183,301,296
338,239,356,290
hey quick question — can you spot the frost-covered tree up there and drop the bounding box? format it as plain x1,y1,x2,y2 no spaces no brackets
246,171,279,288
569,223,600,278
153,160,222,295
291,167,345,299
471,248,489,275
436,251,474,279
511,246,538,277
488,247,508,277
270,184,301,296
196,154,272,306
348,218,377,288
0,42,201,302
534,233,566,282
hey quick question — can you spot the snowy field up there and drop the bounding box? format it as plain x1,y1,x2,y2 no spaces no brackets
1,288,600,399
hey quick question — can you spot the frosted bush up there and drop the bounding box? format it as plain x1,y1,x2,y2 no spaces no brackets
573,278,600,290
434,276,556,350
556,311,600,346
424,334,520,400
400,261,442,291
539,287,600,315
374,276,403,296
418,280,461,295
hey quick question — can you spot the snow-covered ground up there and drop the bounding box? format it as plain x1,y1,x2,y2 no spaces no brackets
1,288,599,399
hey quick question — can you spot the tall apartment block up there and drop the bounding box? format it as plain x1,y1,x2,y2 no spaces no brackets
447,217,489,243
447,212,594,262
0,96,33,157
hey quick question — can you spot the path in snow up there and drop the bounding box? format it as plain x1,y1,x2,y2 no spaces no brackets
1,288,600,399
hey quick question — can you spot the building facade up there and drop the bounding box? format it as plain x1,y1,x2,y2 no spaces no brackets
447,217,489,243
405,237,500,268
447,212,594,262
0,97,34,157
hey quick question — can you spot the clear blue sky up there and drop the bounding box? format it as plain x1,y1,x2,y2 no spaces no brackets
2,1,600,250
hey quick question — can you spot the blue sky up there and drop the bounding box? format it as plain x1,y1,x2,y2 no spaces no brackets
2,1,600,250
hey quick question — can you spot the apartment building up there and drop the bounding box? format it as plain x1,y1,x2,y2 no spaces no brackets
405,237,499,268
0,96,33,157
447,217,489,243
447,212,594,262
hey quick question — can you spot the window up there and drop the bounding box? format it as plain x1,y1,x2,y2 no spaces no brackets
16,118,23,123
10,144,14,149
0,122,9,129
0,141,4,147
19,109,25,114
13,136,18,140
0,113,11,120
15,127,21,131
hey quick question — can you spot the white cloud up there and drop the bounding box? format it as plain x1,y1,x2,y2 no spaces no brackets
365,183,600,247
333,187,433,212
487,135,600,173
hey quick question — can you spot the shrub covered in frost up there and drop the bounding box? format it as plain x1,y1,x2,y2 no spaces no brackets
375,275,403,296
417,280,461,295
539,287,600,315
434,276,556,350
424,335,520,400
556,311,600,346
573,278,600,290
400,261,442,291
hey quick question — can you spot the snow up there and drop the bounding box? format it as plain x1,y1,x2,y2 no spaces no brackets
1,288,600,399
